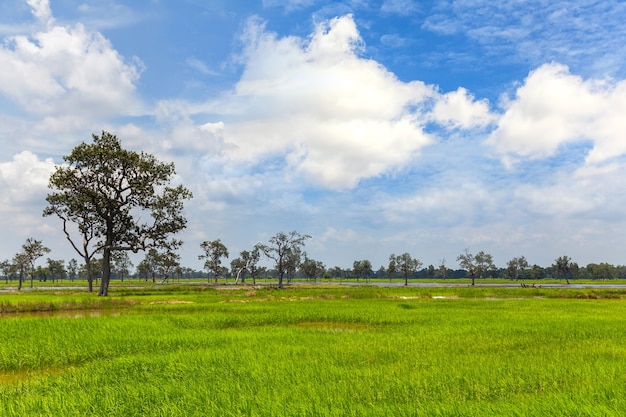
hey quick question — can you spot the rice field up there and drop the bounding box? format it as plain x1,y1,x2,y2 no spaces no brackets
0,285,625,416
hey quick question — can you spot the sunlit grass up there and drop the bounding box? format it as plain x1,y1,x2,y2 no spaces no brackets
1,286,626,416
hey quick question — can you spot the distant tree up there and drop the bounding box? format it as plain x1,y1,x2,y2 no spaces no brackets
376,265,387,279
436,259,448,279
301,255,325,282
19,238,50,289
387,255,397,282
136,249,177,282
285,246,304,283
0,260,13,284
529,264,545,280
44,131,192,296
474,251,495,278
391,253,422,286
586,263,616,280
111,251,133,282
136,253,156,281
259,231,311,289
153,249,180,283
199,240,229,283
46,259,66,282
328,266,346,279
427,264,435,278
353,259,373,282
553,256,573,284
506,256,529,280
12,252,28,290
230,246,261,284
457,249,478,286
67,259,78,281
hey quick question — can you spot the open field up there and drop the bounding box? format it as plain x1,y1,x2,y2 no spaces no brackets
1,284,626,416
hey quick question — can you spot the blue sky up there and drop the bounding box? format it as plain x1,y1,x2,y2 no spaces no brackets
1,0,626,272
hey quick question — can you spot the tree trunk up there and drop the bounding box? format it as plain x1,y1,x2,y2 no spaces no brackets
99,246,112,296
18,268,23,290
86,261,93,293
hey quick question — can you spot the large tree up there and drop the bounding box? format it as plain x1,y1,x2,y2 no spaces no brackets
199,240,229,283
44,131,192,296
259,231,310,289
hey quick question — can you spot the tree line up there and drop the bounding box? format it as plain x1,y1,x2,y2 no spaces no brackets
1,132,625,294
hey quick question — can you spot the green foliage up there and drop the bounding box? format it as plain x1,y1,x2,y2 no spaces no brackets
44,131,192,296
259,231,311,288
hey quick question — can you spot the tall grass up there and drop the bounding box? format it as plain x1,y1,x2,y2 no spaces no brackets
1,286,625,415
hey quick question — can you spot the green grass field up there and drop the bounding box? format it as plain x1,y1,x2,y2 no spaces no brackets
1,284,625,416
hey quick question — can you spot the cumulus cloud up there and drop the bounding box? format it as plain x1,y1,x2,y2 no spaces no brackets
0,151,56,207
487,63,626,165
201,14,463,189
0,2,143,120
431,87,494,129
27,0,54,27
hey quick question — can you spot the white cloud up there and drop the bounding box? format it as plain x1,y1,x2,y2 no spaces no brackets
0,151,56,207
0,4,143,120
201,15,442,189
487,63,626,164
431,87,494,129
26,0,53,27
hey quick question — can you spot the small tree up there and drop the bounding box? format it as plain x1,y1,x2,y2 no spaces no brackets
259,231,310,289
387,255,397,282
475,251,496,278
0,260,13,284
353,259,373,282
19,238,50,289
457,249,477,286
67,259,78,281
301,255,325,282
199,240,229,283
44,131,192,296
553,256,573,284
507,256,529,280
437,259,448,279
111,252,133,282
392,253,422,286
46,259,66,282
231,246,262,284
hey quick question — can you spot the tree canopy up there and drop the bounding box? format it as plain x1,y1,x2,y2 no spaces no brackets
259,231,310,288
44,131,192,296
